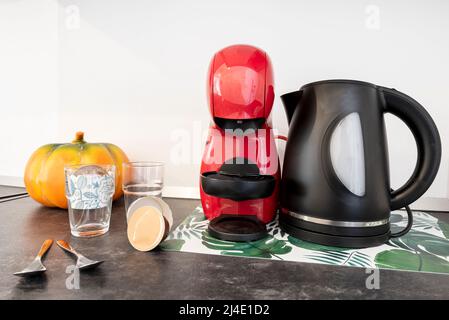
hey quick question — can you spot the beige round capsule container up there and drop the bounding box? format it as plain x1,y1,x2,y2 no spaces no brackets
126,197,173,252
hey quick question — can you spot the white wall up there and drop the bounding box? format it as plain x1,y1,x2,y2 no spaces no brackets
1,0,448,208
0,0,59,184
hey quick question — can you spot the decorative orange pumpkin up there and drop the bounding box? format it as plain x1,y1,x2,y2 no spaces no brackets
24,132,129,209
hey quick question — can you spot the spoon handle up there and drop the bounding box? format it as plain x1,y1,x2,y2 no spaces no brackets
37,239,53,259
56,240,78,256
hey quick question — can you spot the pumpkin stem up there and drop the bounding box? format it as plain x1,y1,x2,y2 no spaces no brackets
73,131,85,143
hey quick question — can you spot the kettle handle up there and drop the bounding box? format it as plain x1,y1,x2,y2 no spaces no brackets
380,87,441,210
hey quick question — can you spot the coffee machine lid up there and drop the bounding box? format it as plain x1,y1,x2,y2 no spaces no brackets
207,44,274,121
208,214,267,242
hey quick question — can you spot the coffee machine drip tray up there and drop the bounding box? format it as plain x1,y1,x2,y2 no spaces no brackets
208,214,267,242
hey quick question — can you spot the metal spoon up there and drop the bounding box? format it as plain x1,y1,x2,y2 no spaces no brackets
56,240,103,270
14,239,53,277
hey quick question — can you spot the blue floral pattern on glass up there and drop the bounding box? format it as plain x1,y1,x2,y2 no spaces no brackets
66,173,115,210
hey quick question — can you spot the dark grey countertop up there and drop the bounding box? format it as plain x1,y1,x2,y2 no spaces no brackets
0,185,28,200
1,188,449,300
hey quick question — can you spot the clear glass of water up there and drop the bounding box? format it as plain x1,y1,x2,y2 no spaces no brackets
65,164,115,237
122,161,164,214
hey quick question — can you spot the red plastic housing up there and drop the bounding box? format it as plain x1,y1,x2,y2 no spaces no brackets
201,44,279,225
200,124,280,223
207,44,275,120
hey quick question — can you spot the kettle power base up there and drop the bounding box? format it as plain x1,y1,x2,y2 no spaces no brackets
160,206,449,275
278,220,390,249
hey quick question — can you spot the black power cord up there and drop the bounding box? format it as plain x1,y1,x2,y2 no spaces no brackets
389,188,414,238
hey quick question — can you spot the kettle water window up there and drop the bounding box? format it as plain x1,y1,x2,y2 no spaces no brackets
330,112,366,196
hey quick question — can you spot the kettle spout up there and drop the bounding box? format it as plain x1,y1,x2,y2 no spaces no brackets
280,90,302,125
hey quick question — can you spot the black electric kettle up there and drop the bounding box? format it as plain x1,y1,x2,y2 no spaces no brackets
280,80,441,248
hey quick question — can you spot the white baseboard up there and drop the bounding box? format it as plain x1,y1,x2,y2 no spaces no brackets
0,175,24,187
1,175,447,211
163,186,199,199
0,175,201,199
410,197,449,212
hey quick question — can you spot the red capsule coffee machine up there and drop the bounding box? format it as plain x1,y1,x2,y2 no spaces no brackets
200,44,280,242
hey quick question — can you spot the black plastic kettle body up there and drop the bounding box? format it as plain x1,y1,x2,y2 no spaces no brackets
280,80,441,248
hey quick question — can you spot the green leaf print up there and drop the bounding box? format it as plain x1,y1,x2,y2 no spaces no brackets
187,207,207,222
375,223,449,274
288,236,372,267
438,221,449,239
162,207,449,274
179,207,208,239
166,207,207,241
388,230,449,258
390,212,405,224
306,251,372,267
375,249,449,273
391,211,448,235
266,218,287,238
159,239,185,251
202,231,292,259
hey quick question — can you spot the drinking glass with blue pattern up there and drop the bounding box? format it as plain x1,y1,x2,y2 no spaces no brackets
65,164,115,237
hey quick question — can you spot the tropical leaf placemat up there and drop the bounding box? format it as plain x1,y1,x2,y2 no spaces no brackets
160,207,449,274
